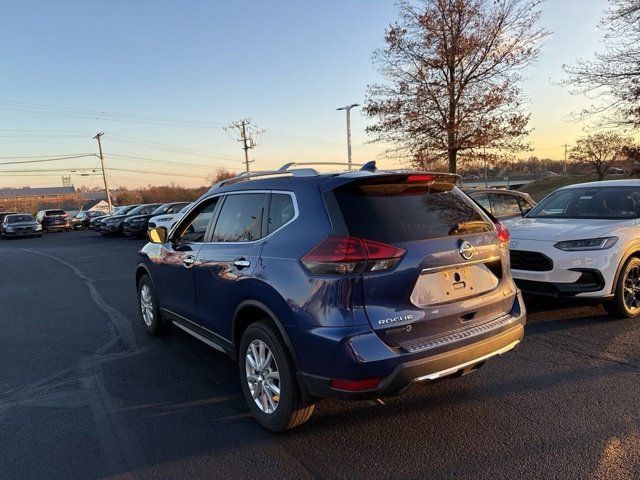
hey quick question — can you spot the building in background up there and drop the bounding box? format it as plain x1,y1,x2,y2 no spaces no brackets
0,186,111,214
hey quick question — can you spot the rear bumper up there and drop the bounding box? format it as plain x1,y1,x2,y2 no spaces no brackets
295,291,526,401
42,223,68,231
300,323,523,400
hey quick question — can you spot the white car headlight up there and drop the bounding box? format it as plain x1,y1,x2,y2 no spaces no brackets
35,224,42,231
554,237,618,251
5,227,14,232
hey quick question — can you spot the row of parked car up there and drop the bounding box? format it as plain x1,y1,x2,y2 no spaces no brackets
0,202,192,239
87,202,190,236
0,209,76,238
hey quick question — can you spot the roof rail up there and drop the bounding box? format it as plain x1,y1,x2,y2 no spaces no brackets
210,161,370,190
212,170,293,188
278,161,364,172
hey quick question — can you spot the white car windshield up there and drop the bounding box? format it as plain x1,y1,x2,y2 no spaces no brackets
528,186,640,219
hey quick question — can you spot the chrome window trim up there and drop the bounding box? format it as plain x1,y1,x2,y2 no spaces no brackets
168,190,299,245
207,190,298,245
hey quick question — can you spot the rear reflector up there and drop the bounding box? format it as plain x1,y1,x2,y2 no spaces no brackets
302,236,405,275
495,222,510,244
331,378,381,391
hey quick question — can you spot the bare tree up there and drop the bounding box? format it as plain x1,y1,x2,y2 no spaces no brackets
207,167,236,185
364,0,548,173
563,0,640,127
569,132,634,180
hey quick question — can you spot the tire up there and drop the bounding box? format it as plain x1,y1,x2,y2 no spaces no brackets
239,322,314,432
137,275,166,335
605,256,640,318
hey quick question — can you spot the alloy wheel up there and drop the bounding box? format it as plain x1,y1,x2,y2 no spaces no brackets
623,265,640,313
245,339,280,414
140,284,154,326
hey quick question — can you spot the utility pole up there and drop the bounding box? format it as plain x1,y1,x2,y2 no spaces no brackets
336,104,359,170
93,133,113,213
240,121,251,173
562,143,570,175
225,119,263,173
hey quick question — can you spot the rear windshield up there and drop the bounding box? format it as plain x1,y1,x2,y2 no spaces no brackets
333,178,492,243
7,215,34,223
45,210,66,216
528,186,640,219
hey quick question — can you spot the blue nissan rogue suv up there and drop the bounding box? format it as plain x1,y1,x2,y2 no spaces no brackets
136,162,526,431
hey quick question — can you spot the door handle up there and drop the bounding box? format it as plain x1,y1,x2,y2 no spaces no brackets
183,255,195,268
233,258,251,269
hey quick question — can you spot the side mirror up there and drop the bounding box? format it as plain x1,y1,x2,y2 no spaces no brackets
148,226,168,244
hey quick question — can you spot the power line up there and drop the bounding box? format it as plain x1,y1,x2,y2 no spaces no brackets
107,153,237,170
0,154,96,165
108,133,240,161
106,167,208,179
0,153,94,159
0,100,227,128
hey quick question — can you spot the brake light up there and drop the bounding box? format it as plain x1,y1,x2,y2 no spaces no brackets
495,222,510,244
331,377,381,391
301,236,405,275
407,174,436,183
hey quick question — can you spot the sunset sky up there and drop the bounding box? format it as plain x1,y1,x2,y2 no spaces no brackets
0,0,611,189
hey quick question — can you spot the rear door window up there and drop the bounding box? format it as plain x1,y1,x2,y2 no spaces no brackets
470,193,492,213
268,193,295,234
212,193,267,242
490,194,522,218
46,210,66,217
333,179,491,244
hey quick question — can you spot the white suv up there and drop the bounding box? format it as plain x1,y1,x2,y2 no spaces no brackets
508,180,640,317
147,203,192,233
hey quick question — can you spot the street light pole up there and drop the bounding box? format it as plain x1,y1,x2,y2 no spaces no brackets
336,103,359,171
483,147,488,188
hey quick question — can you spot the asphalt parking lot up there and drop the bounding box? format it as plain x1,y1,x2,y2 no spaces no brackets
0,231,639,480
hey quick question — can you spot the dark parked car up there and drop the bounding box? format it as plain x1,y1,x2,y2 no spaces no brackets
464,188,536,221
123,202,189,237
90,205,138,231
35,209,70,231
137,163,526,431
101,203,162,235
1,214,42,238
71,210,107,230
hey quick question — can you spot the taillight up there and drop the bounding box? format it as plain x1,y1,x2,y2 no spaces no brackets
407,174,436,182
301,236,405,275
330,377,381,391
495,222,510,244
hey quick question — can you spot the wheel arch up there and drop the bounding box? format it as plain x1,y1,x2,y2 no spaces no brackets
232,300,300,370
611,245,640,294
135,263,152,288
